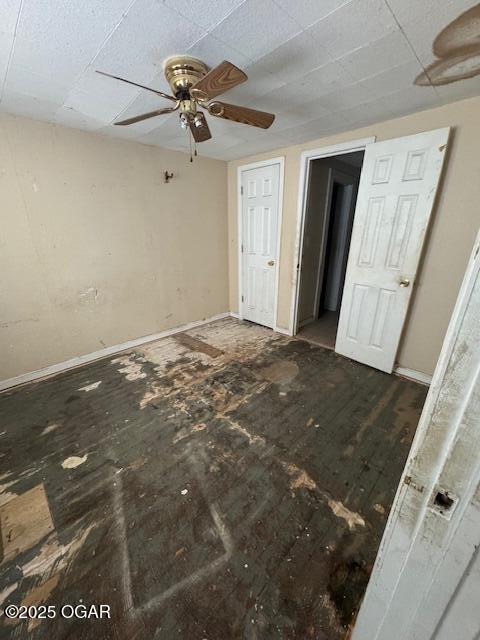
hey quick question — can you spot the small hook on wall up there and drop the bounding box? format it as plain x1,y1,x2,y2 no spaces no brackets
164,171,174,183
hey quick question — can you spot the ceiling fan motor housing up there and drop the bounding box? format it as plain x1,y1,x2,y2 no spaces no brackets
163,56,209,100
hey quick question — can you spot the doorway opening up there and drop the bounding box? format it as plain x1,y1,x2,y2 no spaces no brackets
296,151,364,349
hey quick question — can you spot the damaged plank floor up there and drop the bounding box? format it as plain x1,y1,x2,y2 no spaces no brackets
0,318,427,639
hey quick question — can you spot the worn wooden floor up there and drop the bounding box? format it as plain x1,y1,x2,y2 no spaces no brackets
0,318,427,639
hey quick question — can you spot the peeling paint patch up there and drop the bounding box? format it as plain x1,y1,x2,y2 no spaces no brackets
282,462,318,491
78,381,102,392
225,419,266,446
41,423,59,435
140,384,163,409
173,422,208,444
281,462,365,530
61,454,88,469
327,500,365,531
22,524,95,579
111,354,146,381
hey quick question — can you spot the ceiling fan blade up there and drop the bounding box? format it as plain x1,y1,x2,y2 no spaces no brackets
207,101,275,129
114,105,179,126
190,61,247,101
96,70,176,102
189,112,212,142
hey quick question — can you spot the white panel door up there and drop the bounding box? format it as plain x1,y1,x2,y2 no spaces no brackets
352,230,480,640
335,128,450,373
241,163,280,328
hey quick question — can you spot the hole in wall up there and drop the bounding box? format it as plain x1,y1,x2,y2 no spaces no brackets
433,489,455,515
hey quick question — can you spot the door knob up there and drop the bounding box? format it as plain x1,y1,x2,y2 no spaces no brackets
399,276,410,287
268,260,275,266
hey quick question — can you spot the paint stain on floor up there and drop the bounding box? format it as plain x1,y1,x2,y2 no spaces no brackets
0,318,427,639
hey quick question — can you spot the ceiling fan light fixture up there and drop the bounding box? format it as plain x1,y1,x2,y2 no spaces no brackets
193,113,204,128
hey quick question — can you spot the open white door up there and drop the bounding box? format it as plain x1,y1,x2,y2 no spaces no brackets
352,230,480,640
335,128,450,372
240,162,281,328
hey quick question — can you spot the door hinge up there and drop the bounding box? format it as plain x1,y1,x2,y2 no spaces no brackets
240,185,244,195
241,295,244,302
241,243,244,253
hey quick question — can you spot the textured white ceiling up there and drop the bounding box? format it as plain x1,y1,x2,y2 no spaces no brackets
1,0,479,160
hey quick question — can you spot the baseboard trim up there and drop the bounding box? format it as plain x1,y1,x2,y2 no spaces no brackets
1,313,431,392
0,312,231,393
394,366,432,386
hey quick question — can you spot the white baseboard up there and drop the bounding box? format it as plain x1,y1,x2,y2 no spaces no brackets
2,311,424,393
229,311,240,319
394,366,432,386
0,312,231,393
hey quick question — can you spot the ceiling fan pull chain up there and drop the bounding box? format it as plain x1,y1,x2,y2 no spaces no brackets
189,127,193,163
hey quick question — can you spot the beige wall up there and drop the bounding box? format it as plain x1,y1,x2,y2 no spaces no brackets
228,96,480,376
0,113,228,380
2,97,479,381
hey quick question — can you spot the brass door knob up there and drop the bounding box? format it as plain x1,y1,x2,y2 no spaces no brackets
399,277,410,287
268,260,275,266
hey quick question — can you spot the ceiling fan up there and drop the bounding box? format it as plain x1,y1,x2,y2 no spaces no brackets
97,56,275,145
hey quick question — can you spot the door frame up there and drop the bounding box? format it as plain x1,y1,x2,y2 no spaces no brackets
298,165,334,329
237,157,285,330
299,167,360,329
319,169,359,315
289,137,376,335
